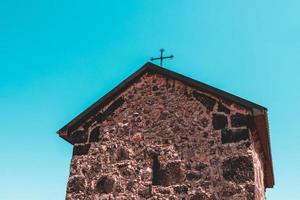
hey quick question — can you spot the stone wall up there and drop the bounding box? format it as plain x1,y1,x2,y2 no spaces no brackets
65,73,266,200
252,132,266,200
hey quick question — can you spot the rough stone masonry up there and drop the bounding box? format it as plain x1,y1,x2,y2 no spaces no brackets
59,66,272,200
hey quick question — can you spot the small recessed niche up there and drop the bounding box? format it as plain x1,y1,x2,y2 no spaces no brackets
151,152,161,185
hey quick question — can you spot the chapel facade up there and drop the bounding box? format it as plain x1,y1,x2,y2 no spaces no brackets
58,62,274,200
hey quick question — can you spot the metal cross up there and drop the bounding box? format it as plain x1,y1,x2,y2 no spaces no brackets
150,48,174,67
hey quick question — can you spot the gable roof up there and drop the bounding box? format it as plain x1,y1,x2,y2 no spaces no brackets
57,62,274,188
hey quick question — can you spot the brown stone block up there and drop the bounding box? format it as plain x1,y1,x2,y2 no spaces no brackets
222,156,254,183
89,127,100,143
160,161,184,186
149,104,165,119
95,176,115,194
221,129,249,144
231,113,255,130
67,175,86,193
212,114,228,130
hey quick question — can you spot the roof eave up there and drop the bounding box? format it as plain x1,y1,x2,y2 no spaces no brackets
56,62,152,140
57,62,269,141
253,109,274,188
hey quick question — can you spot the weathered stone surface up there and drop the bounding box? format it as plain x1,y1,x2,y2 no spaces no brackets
156,187,171,195
222,156,254,183
115,183,124,193
195,162,207,172
102,97,125,118
67,175,85,193
89,127,100,142
212,114,228,130
174,185,188,194
69,130,88,144
73,144,90,156
190,192,209,200
199,118,209,128
138,185,152,198
221,128,249,144
245,184,255,200
95,176,115,194
253,135,266,200
152,85,159,91
219,184,242,197
94,97,125,123
65,73,263,199
192,91,216,111
116,147,130,161
118,163,133,177
186,171,201,181
126,180,135,192
160,161,184,186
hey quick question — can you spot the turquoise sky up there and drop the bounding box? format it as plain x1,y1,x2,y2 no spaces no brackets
1,1,299,199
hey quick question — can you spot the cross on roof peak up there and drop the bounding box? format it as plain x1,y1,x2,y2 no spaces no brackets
150,48,174,67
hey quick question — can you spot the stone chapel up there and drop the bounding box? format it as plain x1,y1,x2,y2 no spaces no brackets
57,62,274,200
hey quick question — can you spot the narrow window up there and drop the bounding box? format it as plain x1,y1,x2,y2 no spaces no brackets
151,152,161,185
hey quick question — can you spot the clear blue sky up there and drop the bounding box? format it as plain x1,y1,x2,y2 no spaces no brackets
0,1,299,199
